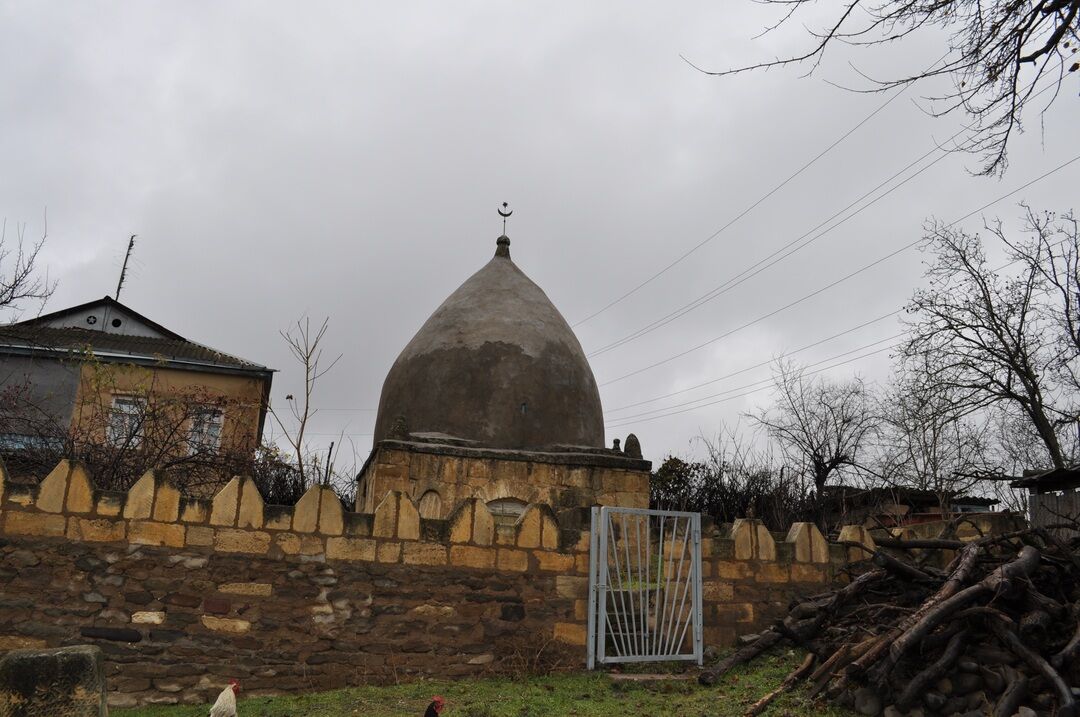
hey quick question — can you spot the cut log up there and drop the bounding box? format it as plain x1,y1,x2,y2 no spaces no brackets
989,618,1077,717
895,629,967,711
742,652,815,717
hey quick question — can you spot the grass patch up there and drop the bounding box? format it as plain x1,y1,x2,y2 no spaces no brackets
113,650,851,717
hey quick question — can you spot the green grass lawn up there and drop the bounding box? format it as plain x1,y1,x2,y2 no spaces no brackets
113,650,851,717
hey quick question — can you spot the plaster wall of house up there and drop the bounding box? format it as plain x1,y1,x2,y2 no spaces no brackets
0,355,81,434
70,363,267,453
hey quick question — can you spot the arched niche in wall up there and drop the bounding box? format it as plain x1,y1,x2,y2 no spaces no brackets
418,490,443,519
486,497,527,527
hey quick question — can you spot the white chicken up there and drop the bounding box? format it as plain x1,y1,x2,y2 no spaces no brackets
209,679,240,717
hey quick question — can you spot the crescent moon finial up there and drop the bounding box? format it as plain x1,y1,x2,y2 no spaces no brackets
497,202,513,237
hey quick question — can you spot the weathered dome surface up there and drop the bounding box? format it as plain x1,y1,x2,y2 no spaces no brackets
374,237,605,450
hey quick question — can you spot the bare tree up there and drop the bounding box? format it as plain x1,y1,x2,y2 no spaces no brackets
690,0,1079,175
903,208,1079,470
0,214,55,315
267,317,341,489
874,355,995,508
750,359,878,500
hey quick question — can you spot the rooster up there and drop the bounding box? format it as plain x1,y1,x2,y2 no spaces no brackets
209,679,240,717
424,695,445,716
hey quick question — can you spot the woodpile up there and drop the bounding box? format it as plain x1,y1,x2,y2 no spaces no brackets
700,524,1080,717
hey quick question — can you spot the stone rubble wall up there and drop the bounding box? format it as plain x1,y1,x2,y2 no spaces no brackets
0,460,864,708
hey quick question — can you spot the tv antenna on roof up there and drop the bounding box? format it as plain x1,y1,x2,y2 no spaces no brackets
115,235,137,301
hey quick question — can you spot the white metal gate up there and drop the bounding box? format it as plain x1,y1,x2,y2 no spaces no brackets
586,506,703,669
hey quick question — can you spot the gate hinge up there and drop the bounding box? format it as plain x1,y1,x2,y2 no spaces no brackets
692,529,701,545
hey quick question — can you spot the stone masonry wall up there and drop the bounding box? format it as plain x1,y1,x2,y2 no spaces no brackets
0,460,863,708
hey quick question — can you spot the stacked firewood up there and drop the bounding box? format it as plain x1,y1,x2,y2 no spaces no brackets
700,525,1080,717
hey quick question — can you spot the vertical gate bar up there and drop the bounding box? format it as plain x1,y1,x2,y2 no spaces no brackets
635,514,645,656
656,516,677,656
620,513,638,655
651,516,666,655
639,516,648,656
596,507,610,664
692,513,704,665
661,517,692,655
586,507,599,670
606,512,631,658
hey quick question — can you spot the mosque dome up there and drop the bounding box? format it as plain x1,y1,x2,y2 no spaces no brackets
373,233,605,450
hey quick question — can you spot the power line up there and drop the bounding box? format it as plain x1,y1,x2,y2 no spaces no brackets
588,78,1061,359
605,342,899,429
605,333,902,423
571,84,912,328
597,152,1080,388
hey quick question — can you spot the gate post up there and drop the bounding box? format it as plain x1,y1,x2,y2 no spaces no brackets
586,507,599,670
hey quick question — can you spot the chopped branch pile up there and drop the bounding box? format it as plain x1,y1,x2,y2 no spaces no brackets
700,526,1080,717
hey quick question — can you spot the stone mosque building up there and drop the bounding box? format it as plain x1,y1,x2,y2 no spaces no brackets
356,226,650,524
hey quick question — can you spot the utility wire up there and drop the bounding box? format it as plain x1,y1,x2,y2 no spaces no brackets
597,152,1080,388
571,84,912,328
605,343,898,429
588,78,1059,358
606,333,902,423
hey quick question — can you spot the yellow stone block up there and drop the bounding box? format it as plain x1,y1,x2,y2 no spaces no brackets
473,501,495,546
553,622,586,646
237,478,265,530
702,581,734,601
447,502,473,543
731,519,776,561
376,541,402,563
540,513,559,550
715,603,755,623
402,542,447,566
34,460,70,513
292,484,322,533
65,462,95,514
396,494,420,540
66,517,125,543
219,582,273,597
264,509,292,530
497,548,528,572
326,536,376,561
214,528,270,554
450,545,496,569
95,495,122,517
209,477,241,527
371,491,398,538
837,525,876,562
574,600,588,621
0,636,46,650
515,506,541,548
575,554,589,574
152,482,181,522
786,522,830,563
129,521,185,548
555,576,587,599
318,487,343,536
275,532,324,555
180,500,209,524
715,560,752,580
3,511,66,537
535,551,574,573
123,472,156,520
200,615,250,634
756,563,790,583
791,564,826,583
186,526,214,547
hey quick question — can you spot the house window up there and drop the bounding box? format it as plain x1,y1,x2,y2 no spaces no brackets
188,407,224,453
108,396,146,447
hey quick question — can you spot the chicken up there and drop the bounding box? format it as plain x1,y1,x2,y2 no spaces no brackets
423,695,445,717
209,679,240,717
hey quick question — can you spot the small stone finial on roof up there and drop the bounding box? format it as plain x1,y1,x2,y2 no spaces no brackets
612,438,621,452
624,433,642,459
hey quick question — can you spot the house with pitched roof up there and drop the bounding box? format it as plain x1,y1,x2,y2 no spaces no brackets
0,297,273,483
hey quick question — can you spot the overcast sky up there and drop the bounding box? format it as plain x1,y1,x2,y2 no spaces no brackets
1,1,1077,468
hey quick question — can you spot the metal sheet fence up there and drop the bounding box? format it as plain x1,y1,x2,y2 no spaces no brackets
1030,489,1080,538
586,506,703,669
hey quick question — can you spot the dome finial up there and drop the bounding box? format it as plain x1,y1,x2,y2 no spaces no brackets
496,202,512,258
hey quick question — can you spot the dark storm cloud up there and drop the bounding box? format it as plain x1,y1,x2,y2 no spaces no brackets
1,1,1076,465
